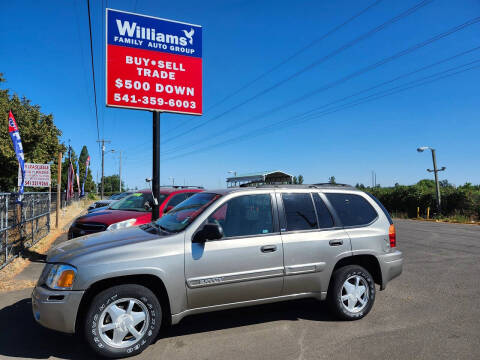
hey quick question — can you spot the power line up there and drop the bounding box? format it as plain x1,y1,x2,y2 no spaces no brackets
163,0,382,139
161,16,479,156
162,2,385,138
86,0,100,143
160,0,433,146
204,0,384,113
126,43,480,163
161,58,480,162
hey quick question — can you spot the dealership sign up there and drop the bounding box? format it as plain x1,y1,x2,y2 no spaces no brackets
18,163,51,188
106,9,202,114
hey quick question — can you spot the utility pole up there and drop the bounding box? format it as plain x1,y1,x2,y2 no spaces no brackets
152,112,160,221
118,150,122,192
417,147,446,213
97,139,111,199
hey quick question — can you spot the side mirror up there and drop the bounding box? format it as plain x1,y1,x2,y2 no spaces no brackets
164,205,174,213
144,202,152,211
192,223,223,243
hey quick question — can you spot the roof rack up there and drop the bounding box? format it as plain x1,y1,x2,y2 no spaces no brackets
255,183,356,190
160,186,204,189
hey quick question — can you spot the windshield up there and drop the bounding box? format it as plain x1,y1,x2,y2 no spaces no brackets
155,193,220,232
110,192,131,200
110,192,167,212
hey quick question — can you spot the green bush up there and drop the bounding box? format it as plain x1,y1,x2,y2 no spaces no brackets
363,180,480,220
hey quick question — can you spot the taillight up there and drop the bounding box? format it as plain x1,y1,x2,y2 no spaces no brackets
389,224,396,248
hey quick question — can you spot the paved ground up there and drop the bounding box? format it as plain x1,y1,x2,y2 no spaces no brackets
0,219,479,360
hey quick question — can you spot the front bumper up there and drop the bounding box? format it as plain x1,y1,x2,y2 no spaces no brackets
31,286,85,334
378,249,403,290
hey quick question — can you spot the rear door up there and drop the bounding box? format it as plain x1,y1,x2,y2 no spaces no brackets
279,191,351,295
325,192,389,255
184,192,284,309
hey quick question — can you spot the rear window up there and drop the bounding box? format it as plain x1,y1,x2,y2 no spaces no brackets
366,192,393,225
282,193,317,231
326,193,378,227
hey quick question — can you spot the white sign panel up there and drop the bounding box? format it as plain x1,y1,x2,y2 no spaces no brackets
18,163,51,188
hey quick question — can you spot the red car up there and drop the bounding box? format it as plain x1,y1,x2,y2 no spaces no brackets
68,187,203,239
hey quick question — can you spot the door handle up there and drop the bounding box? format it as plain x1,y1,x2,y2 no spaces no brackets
329,239,344,246
261,245,277,253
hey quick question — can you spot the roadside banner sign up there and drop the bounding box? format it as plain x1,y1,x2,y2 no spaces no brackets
106,8,202,114
19,163,51,188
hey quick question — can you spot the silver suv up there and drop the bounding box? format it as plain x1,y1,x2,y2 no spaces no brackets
32,185,403,358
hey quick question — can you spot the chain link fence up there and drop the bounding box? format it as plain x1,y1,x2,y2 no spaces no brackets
0,192,84,270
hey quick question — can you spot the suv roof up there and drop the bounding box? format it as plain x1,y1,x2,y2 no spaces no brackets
205,184,358,196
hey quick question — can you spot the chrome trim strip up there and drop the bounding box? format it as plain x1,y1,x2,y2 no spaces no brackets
186,266,284,288
284,262,326,275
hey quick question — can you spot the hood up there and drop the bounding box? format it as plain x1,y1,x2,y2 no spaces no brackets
75,209,151,225
47,225,162,264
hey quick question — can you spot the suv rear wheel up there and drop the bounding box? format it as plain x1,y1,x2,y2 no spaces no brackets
84,284,162,358
328,265,375,320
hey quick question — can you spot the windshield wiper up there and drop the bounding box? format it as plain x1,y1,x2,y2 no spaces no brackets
154,223,173,233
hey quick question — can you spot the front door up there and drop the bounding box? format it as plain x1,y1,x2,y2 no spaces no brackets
185,193,284,309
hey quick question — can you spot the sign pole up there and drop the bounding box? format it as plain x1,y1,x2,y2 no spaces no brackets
56,152,62,229
152,111,160,221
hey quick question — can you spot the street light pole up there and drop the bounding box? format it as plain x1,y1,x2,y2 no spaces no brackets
430,149,441,213
417,146,446,214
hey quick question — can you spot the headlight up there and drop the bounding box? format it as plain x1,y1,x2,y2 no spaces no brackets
107,218,137,231
45,264,77,290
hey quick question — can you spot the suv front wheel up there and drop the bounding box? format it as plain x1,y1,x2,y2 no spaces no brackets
84,284,162,358
328,265,376,320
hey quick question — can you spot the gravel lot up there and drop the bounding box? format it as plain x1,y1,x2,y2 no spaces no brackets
0,219,479,360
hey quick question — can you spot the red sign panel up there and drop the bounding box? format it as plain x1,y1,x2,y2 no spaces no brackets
106,9,202,115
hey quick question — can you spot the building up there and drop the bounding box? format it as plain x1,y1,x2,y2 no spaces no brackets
226,170,294,188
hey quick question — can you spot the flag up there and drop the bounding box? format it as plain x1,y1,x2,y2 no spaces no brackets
81,156,91,197
75,160,81,196
66,147,75,201
67,161,75,200
8,111,25,202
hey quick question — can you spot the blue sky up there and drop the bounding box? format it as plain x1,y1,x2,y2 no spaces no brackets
2,0,479,189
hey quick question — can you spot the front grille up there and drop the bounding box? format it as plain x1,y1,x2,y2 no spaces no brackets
69,222,107,239
76,222,106,231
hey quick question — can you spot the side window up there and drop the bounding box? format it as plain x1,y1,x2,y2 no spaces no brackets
312,193,334,229
208,194,273,238
282,193,317,231
165,193,188,212
326,193,378,227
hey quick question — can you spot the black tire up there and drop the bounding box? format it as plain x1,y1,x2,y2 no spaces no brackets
84,284,162,358
327,265,375,321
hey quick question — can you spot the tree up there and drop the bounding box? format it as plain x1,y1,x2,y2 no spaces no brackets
78,145,95,193
99,175,125,194
0,73,65,191
292,174,304,184
328,176,336,184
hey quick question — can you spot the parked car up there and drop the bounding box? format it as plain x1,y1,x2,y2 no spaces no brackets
33,184,402,358
69,187,203,239
87,192,133,213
